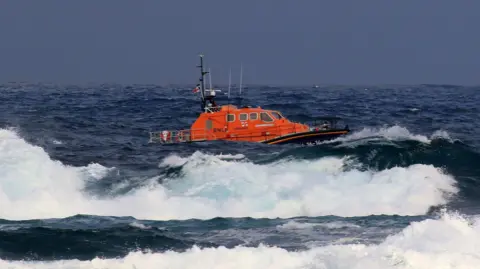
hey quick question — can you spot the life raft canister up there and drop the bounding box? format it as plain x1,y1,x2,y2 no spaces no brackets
161,130,170,142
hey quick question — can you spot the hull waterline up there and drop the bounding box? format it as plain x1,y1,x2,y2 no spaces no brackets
263,129,350,145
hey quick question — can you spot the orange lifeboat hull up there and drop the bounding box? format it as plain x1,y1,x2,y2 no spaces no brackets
150,105,350,145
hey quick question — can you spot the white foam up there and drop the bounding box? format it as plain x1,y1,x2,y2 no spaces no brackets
0,129,458,221
159,152,246,168
151,152,457,219
52,139,63,145
326,125,454,145
431,130,452,141
1,211,479,269
129,221,150,230
0,129,113,220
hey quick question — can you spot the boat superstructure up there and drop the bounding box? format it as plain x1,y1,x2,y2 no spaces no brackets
149,55,350,145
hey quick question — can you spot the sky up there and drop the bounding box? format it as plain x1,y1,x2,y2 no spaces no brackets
0,0,479,86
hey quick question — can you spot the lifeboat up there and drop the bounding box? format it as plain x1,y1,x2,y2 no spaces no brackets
149,55,351,145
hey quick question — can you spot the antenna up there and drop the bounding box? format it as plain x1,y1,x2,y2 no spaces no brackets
208,68,212,90
239,63,243,96
228,67,231,99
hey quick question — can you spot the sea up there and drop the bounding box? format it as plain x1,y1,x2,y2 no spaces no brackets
0,82,479,268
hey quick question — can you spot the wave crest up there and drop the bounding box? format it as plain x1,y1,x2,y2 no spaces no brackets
0,128,460,220
1,211,479,269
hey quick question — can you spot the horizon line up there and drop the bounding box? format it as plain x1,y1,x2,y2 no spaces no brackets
0,80,477,88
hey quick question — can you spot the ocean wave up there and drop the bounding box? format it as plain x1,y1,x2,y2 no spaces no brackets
0,129,458,220
1,211,478,269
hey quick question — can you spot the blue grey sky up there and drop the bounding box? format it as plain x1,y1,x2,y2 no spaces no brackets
0,1,479,85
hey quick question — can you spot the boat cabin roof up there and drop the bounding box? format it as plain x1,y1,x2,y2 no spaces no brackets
203,104,287,122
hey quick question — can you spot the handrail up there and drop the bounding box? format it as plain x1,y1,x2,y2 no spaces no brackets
205,106,222,113
149,128,217,144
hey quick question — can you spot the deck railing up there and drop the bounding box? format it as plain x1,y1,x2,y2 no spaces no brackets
149,128,217,144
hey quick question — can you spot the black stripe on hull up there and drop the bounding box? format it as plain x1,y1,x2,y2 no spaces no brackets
263,129,350,145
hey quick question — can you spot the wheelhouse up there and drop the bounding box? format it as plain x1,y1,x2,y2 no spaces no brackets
224,109,286,124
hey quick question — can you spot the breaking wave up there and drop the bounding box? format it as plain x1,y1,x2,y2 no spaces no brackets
0,127,459,220
1,211,479,269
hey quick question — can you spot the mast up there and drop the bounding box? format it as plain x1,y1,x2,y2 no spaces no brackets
197,54,209,111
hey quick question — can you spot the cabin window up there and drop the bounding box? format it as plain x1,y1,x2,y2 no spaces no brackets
260,112,273,122
227,114,235,122
239,113,248,121
271,111,284,120
249,113,258,120
206,120,213,130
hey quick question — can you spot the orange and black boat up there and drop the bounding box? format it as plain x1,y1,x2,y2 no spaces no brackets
149,55,351,145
